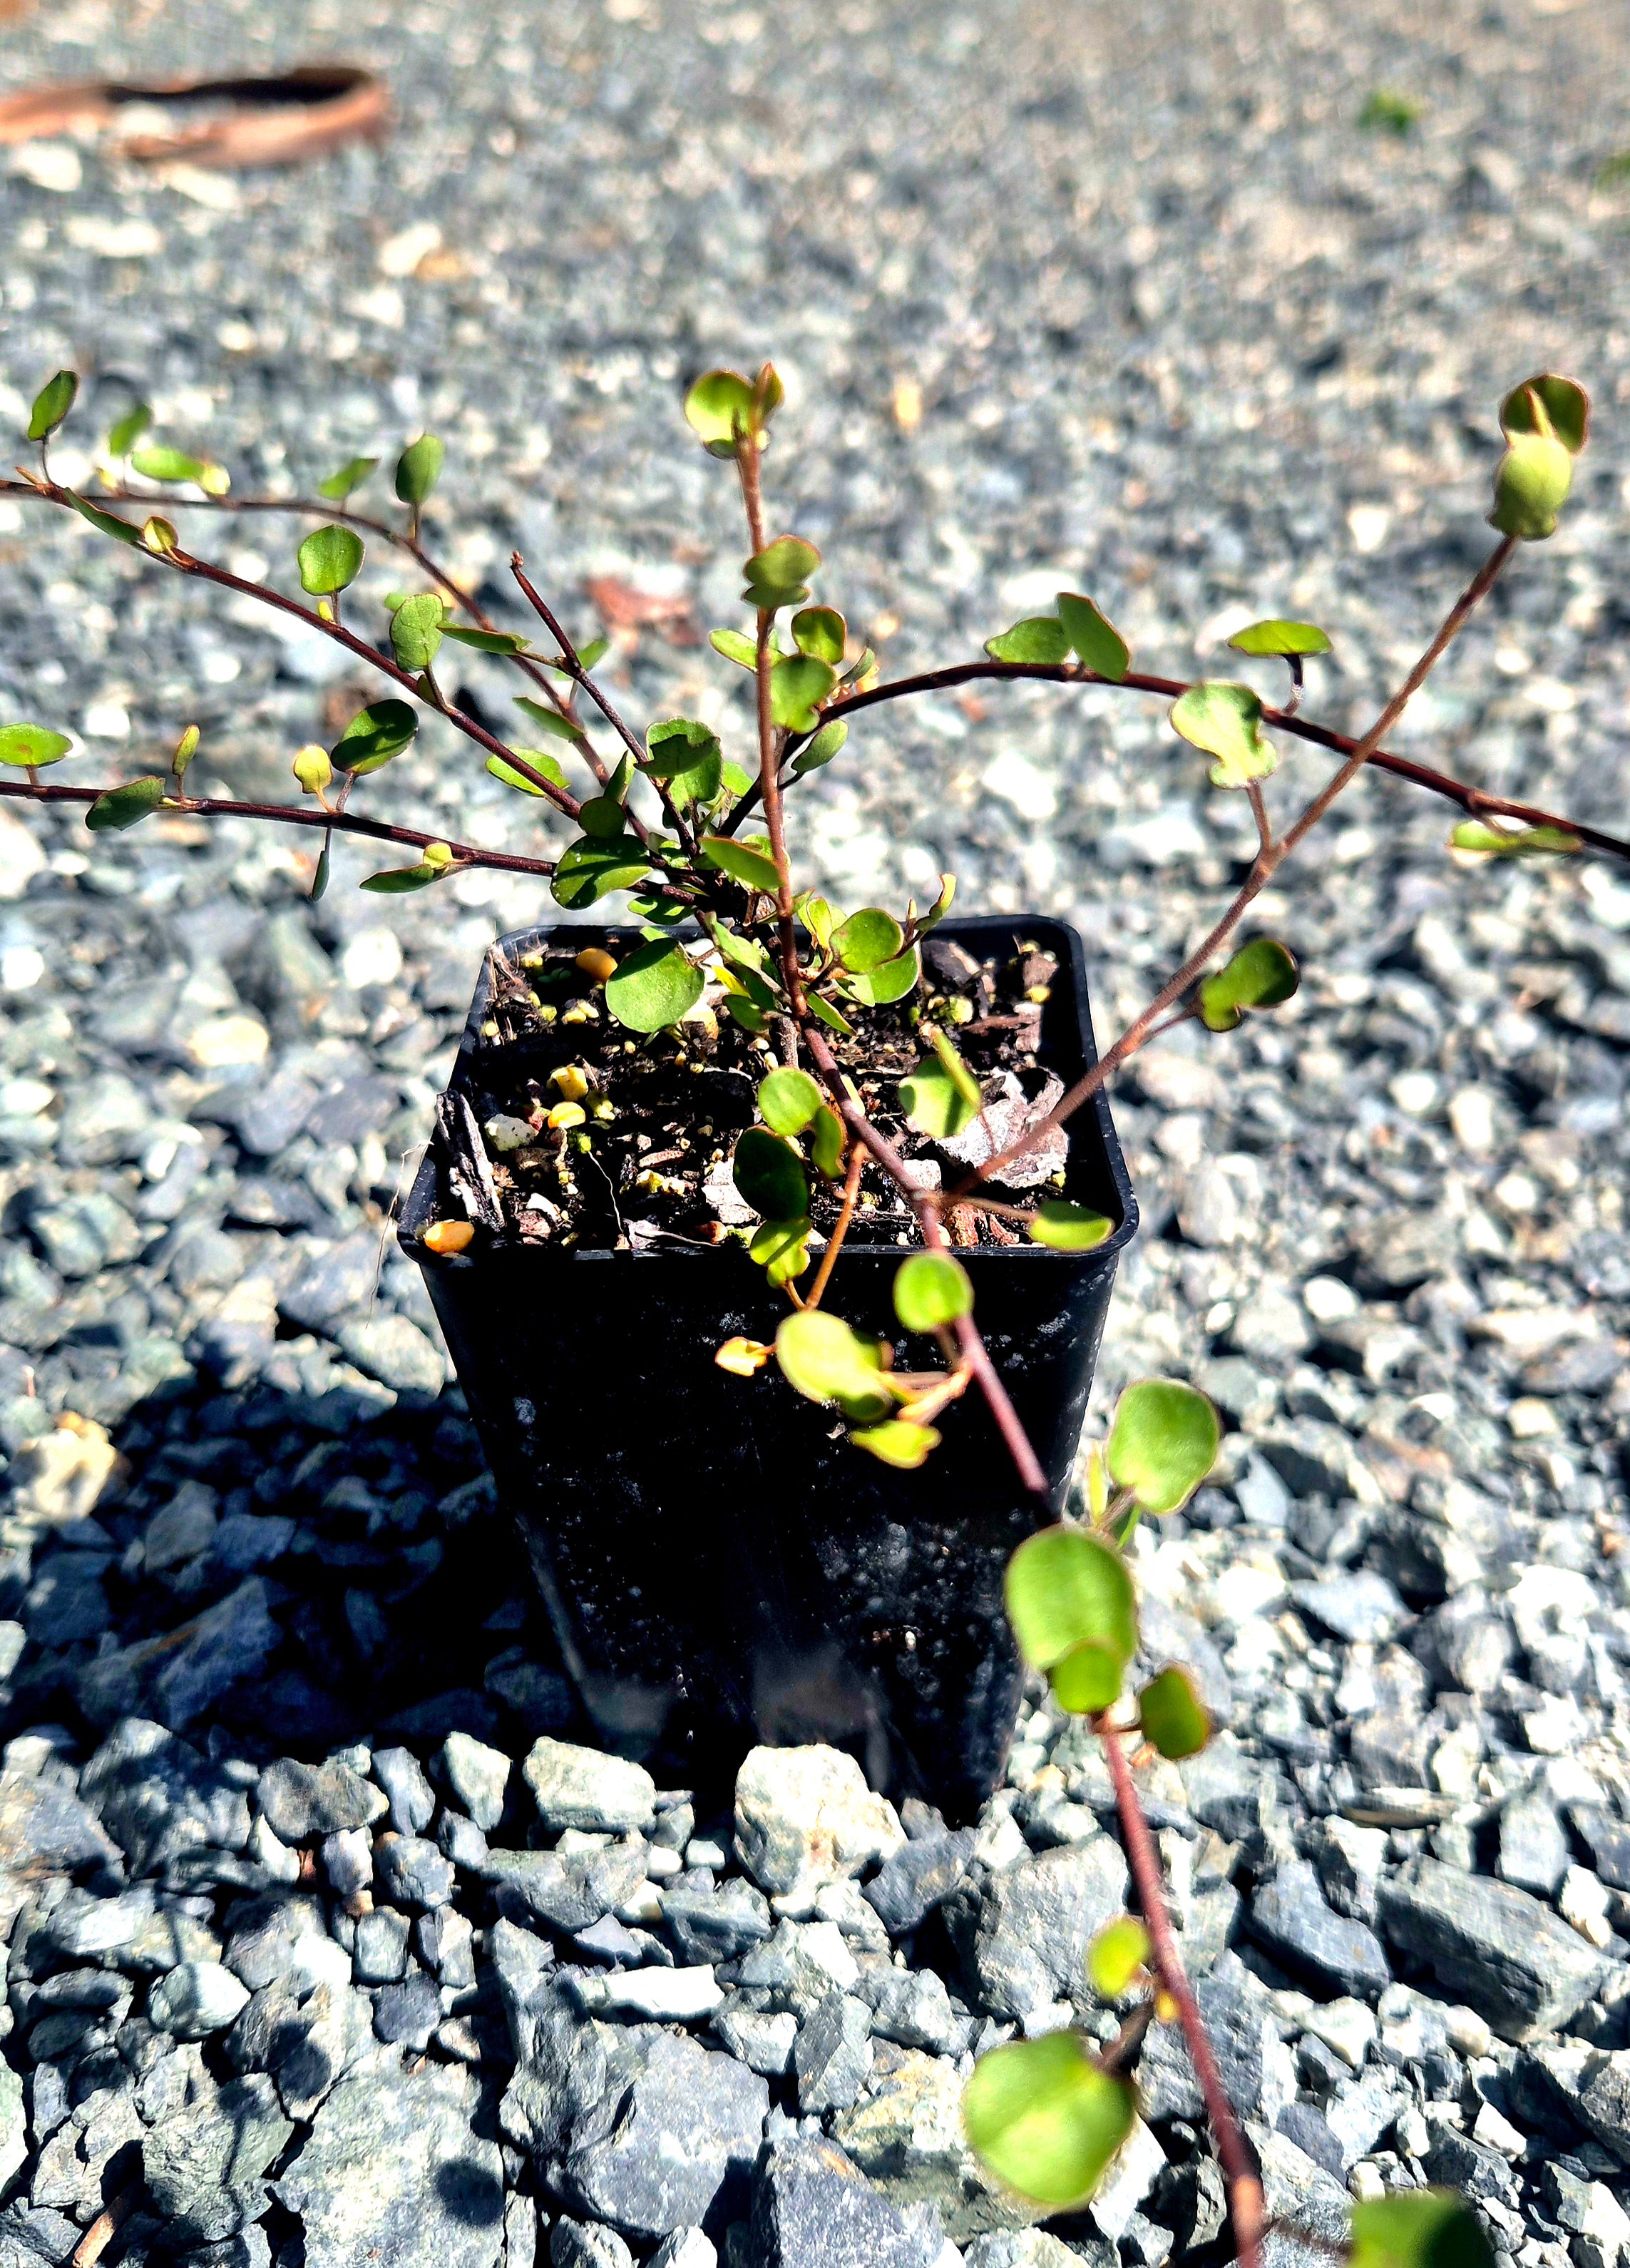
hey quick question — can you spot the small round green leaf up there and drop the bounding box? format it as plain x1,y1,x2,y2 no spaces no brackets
551,837,652,908
395,434,445,505
742,536,821,611
709,627,762,669
899,1058,980,1141
702,837,783,894
578,796,629,840
1057,593,1129,680
1138,1666,1212,1760
771,654,836,732
844,946,921,1007
759,1067,824,1136
775,1308,892,1422
789,718,848,779
1198,938,1300,1032
605,940,704,1033
293,745,332,796
28,370,78,443
1499,372,1589,456
733,1128,809,1221
751,1217,813,1287
851,1419,939,1468
318,456,377,501
832,908,905,974
1450,820,1581,857
1005,1526,1138,1677
1027,1201,1113,1252
391,593,446,673
297,523,364,597
1169,681,1278,789
1047,1639,1127,1715
330,700,419,775
1350,2190,1497,2268
791,606,846,665
893,1252,973,1332
1226,618,1332,659
963,2032,1137,2210
685,369,756,456
1107,1380,1219,1516
0,724,73,770
86,775,166,832
811,1103,846,1179
1490,434,1573,540
646,717,723,807
1087,1917,1153,2001
985,615,1070,666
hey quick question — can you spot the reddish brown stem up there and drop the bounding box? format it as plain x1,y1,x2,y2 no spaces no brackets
1102,1725,1264,2268
804,1141,864,1312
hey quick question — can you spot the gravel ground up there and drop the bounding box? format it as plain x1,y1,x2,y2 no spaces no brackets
0,0,1629,2262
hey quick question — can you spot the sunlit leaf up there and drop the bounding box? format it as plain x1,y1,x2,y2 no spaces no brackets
28,370,78,442
749,1215,812,1287
832,907,904,974
68,494,141,546
798,894,836,948
1226,618,1331,659
330,700,419,775
1490,434,1573,541
513,697,582,745
86,775,167,832
963,2032,1137,2209
1169,680,1278,788
851,1419,939,1468
685,369,756,457
811,1104,846,1178
1005,1525,1138,1678
395,434,445,505
170,723,200,780
844,946,920,1007
441,624,530,653
771,654,836,732
297,523,364,597
1027,1200,1113,1252
759,1066,824,1136
899,1058,980,1140
131,446,227,494
1198,938,1300,1032
1350,2190,1496,2268
646,717,723,807
0,724,73,769
141,516,179,556
361,842,455,892
579,795,629,839
604,939,703,1031
985,616,1070,666
722,993,767,1033
1057,592,1129,680
488,750,567,797
293,745,332,796
893,1251,973,1332
742,536,820,611
709,626,762,669
732,1127,809,1220
916,872,956,935
791,606,846,664
702,836,782,894
1449,819,1582,857
806,991,854,1037
318,455,377,501
1047,1639,1127,1715
576,635,610,670
789,718,848,779
551,835,651,909
1138,1665,1212,1760
1107,1380,1219,1515
391,593,446,673
1087,1917,1153,2001
1498,372,1589,456
776,1307,892,1421
106,402,152,458
715,1336,772,1376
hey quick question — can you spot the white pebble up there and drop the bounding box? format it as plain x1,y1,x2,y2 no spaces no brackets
0,947,43,993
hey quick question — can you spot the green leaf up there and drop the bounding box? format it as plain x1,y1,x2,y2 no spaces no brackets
1107,1379,1219,1515
130,446,227,494
1490,434,1573,541
1047,1639,1129,1715
851,1419,939,1468
318,455,377,500
578,796,629,840
29,370,78,442
513,697,583,745
899,1058,981,1141
1226,618,1332,659
709,627,762,670
1169,680,1278,788
742,536,821,611
106,402,152,458
292,745,332,796
0,724,73,770
811,1104,846,1178
685,369,757,456
844,946,920,1007
832,908,904,974
330,700,419,775
1027,1200,1113,1252
702,836,782,894
1087,1917,1153,2000
985,615,1070,666
395,434,445,505
771,654,836,732
551,836,651,909
391,593,446,673
170,723,200,780
806,991,854,1038
1057,593,1129,680
791,606,846,664
627,890,691,926
722,993,767,1033
487,749,567,797
1198,938,1300,1031
361,843,454,892
310,831,332,901
928,1026,981,1108
441,623,530,653
721,760,754,799
1499,372,1589,456
759,1067,824,1136
86,775,167,832
963,2033,1137,2210
1350,2191,1496,2268
798,894,835,948
749,1215,812,1288
297,523,364,597
605,939,704,1031
775,1309,892,1422
1138,1665,1212,1760
893,1251,973,1332
576,635,610,670
916,872,956,935
1450,819,1582,857
1005,1525,1138,1677
646,717,723,807
68,494,141,545
789,718,848,779
732,1128,809,1221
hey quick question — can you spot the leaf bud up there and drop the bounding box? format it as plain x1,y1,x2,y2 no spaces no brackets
1490,432,1573,540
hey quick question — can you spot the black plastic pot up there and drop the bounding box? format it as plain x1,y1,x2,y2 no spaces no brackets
401,914,1137,1822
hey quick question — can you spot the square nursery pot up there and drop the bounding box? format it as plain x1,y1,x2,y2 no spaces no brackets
401,914,1137,1821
